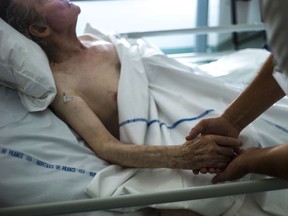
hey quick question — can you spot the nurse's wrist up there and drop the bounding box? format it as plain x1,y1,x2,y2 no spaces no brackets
221,109,245,134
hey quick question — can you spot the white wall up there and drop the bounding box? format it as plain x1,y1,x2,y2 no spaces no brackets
75,0,198,52
75,0,197,34
74,0,262,53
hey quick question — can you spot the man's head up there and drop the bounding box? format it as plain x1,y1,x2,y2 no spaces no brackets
1,0,47,45
1,0,80,46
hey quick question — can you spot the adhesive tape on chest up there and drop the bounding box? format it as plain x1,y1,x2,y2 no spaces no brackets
63,92,74,103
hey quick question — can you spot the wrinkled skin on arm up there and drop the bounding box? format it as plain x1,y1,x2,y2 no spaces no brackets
51,90,241,170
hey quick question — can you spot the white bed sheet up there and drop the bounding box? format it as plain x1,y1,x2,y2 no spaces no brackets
84,30,288,215
0,85,155,216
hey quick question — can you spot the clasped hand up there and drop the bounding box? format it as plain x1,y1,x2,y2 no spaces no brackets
176,134,242,171
185,116,242,174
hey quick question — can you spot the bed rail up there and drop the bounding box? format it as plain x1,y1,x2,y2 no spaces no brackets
1,178,288,216
119,23,266,63
120,23,265,38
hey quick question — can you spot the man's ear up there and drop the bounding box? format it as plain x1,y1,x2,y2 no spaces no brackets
29,23,51,38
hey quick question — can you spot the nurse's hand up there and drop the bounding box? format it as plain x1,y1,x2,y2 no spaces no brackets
186,116,241,141
212,148,250,183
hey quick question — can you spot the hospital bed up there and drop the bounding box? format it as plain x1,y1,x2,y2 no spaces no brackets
1,16,288,216
1,178,288,216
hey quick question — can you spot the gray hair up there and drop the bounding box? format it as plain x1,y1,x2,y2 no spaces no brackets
5,0,47,47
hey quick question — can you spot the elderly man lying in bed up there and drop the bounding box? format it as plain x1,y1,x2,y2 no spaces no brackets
0,0,241,174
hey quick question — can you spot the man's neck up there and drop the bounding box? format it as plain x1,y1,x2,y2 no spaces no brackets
44,33,86,64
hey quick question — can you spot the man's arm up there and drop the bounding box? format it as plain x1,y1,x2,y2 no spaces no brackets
51,90,241,170
51,91,165,168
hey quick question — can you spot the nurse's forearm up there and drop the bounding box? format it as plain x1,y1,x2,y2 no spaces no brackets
223,54,285,131
247,144,288,180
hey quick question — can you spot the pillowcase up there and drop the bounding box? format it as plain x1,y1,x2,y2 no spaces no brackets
0,18,56,112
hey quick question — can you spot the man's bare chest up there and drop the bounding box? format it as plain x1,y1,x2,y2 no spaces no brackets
52,46,120,116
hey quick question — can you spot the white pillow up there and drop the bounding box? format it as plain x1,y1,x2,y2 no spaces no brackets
0,18,56,111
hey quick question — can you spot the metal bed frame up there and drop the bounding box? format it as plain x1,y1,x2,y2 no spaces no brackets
120,22,265,63
120,23,265,38
1,178,288,216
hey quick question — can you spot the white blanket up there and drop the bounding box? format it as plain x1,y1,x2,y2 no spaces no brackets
86,35,288,215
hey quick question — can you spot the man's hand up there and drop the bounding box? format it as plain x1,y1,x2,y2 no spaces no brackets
170,135,242,170
185,116,242,175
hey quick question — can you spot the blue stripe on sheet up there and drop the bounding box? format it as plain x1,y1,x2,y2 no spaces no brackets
0,147,97,177
119,109,215,129
262,119,288,133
